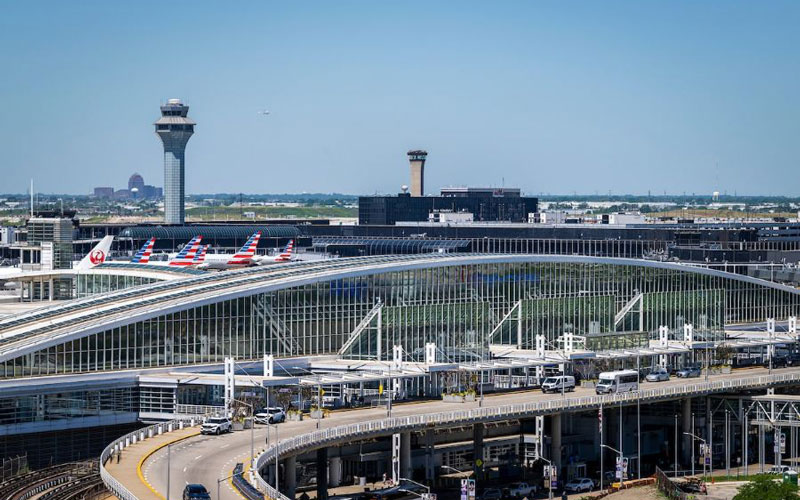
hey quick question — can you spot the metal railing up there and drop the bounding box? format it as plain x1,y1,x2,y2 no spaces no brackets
253,371,800,499
99,416,198,500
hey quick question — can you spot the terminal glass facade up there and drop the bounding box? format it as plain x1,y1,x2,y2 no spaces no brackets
2,262,799,378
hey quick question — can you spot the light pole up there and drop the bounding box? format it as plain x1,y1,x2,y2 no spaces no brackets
601,444,624,488
263,422,280,491
674,414,678,478
232,398,255,470
398,477,431,494
167,442,171,500
684,432,707,481
537,456,554,500
216,471,239,500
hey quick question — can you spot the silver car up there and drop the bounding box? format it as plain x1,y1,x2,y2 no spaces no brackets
645,367,670,382
675,365,701,378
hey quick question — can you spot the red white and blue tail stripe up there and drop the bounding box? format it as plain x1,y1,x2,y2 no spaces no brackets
131,237,156,264
169,235,203,266
227,232,261,266
193,244,209,264
275,240,294,262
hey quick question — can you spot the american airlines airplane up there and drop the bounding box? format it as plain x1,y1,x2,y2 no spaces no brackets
130,237,156,264
196,233,295,270
168,236,203,266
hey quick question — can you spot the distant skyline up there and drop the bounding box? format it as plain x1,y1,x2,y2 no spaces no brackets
1,2,798,196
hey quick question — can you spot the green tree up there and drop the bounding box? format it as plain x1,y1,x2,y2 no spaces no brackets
733,476,799,500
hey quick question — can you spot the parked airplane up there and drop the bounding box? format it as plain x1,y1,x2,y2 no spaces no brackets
260,239,294,264
193,245,209,265
168,236,203,266
76,236,115,270
196,232,262,270
131,238,156,264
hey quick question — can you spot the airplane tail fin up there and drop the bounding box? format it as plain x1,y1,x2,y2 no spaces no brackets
131,237,156,264
228,231,261,265
77,235,114,270
193,244,209,264
276,240,294,262
169,236,203,266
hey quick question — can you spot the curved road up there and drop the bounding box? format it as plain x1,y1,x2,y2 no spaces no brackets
142,365,790,500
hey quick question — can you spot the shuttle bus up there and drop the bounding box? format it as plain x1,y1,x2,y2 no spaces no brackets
595,370,639,394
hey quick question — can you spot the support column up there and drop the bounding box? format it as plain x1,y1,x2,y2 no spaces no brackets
551,414,562,476
682,398,692,465
316,448,328,500
48,278,53,301
400,432,412,480
285,456,297,499
425,429,435,483
473,423,485,480
329,456,342,488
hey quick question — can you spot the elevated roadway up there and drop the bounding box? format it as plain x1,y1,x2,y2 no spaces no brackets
109,365,800,500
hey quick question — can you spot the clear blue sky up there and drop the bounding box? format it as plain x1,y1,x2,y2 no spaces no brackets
1,2,798,196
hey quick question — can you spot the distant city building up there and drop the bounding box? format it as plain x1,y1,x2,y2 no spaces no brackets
93,187,114,199
155,99,195,225
128,173,145,192
93,173,161,200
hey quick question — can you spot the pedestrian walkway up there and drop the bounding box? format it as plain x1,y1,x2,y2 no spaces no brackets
104,426,200,500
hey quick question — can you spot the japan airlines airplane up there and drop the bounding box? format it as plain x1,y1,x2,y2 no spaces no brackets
76,235,115,270
196,232,262,270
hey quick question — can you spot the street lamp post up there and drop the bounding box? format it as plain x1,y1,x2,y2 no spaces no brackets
537,456,554,500
232,398,255,470
674,414,678,478
601,444,624,489
684,431,708,481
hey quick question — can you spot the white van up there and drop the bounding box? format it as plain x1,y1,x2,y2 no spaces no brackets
541,375,575,393
595,370,639,394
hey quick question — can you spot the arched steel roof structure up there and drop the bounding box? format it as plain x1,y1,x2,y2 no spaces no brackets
1,253,799,373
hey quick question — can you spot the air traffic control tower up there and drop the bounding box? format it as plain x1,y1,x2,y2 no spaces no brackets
407,149,427,197
155,99,195,225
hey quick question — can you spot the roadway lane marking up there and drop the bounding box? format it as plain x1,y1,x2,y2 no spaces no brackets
195,455,202,460
183,467,187,473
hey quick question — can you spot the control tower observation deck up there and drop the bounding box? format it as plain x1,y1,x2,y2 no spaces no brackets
155,99,195,225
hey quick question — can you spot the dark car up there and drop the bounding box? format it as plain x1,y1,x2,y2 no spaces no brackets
787,353,800,366
183,484,210,500
764,356,789,368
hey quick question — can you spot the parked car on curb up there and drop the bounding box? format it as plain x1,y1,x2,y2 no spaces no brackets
564,477,594,493
675,365,701,378
201,417,232,435
540,376,575,394
183,484,211,500
505,482,538,498
769,465,795,474
764,356,789,368
478,488,503,500
645,367,670,382
254,407,286,424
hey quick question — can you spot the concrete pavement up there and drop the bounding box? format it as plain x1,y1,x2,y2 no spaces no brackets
139,365,788,500
105,425,200,500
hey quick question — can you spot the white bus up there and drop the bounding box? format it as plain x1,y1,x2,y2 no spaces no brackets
595,370,639,394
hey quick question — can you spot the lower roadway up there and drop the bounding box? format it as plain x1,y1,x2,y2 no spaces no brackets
139,365,788,500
